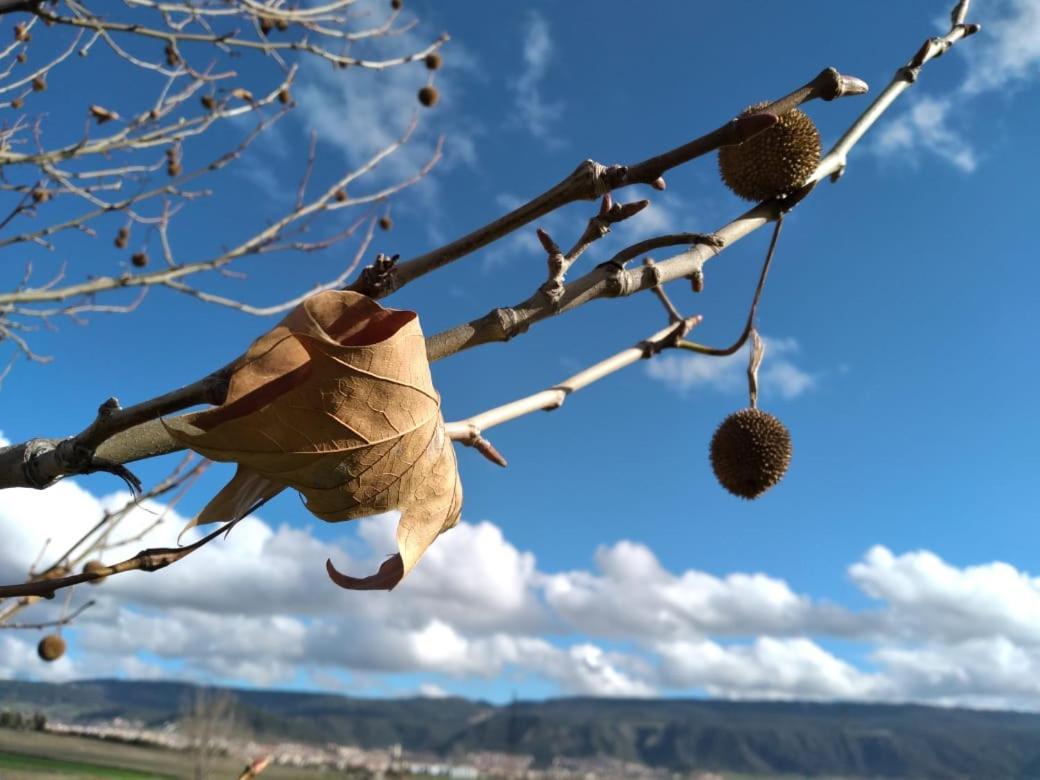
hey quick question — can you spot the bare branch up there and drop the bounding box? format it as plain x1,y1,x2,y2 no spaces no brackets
446,316,702,464
348,66,867,298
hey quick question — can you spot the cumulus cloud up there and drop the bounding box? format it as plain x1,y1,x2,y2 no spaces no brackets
645,336,815,400
510,12,564,143
851,545,1040,646
656,637,885,701
7,478,1040,707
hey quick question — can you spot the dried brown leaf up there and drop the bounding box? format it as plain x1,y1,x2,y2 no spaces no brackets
164,291,462,590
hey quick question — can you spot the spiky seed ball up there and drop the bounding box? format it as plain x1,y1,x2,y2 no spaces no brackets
391,0,402,9
131,252,149,268
718,103,820,202
82,559,107,585
32,76,45,92
378,216,392,231
417,86,439,107
37,634,66,662
710,407,792,499
424,52,442,71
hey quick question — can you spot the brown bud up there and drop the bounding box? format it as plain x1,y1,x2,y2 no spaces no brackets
278,87,291,105
424,52,442,71
11,97,23,110
82,559,108,585
131,252,149,268
334,189,347,202
89,105,119,124
167,162,182,177
32,76,45,92
16,52,26,63
114,227,129,249
391,0,402,9
165,43,180,67
417,85,439,107
378,216,392,231
201,95,216,111
31,188,49,204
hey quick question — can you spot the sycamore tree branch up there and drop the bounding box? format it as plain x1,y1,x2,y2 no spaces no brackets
347,66,867,298
0,316,702,599
447,315,702,467
0,3,978,490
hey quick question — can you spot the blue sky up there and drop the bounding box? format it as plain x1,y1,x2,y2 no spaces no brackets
2,0,1040,707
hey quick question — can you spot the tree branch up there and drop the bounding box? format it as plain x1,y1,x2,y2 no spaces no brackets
0,4,979,490
447,316,702,466
347,67,867,298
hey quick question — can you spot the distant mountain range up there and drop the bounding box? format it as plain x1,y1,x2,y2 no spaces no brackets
4,679,1040,778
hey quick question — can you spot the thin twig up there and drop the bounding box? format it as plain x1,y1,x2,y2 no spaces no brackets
446,315,702,464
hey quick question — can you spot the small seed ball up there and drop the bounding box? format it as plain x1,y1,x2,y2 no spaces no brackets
38,634,66,662
131,252,149,268
424,52,442,71
709,407,792,499
378,216,392,231
417,86,439,107
718,103,821,202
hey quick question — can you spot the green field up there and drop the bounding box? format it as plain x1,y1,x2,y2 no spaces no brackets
0,749,167,778
0,729,336,780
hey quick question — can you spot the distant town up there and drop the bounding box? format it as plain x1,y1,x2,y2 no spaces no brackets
45,716,722,779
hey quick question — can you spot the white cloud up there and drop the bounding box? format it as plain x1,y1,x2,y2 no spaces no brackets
961,0,1040,94
645,335,815,401
874,96,977,173
851,545,1040,645
656,637,885,701
11,479,1040,707
291,17,478,211
510,12,564,144
873,0,1040,173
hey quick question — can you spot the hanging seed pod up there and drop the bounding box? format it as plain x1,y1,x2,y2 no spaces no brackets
37,634,66,662
417,86,439,107
710,408,792,499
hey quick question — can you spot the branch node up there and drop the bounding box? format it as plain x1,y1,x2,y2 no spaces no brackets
355,253,400,297
97,397,121,418
689,267,705,294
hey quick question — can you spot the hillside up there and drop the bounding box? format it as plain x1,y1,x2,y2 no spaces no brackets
4,679,1040,778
